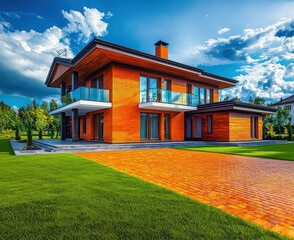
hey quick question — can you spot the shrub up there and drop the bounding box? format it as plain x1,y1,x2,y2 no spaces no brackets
288,123,293,141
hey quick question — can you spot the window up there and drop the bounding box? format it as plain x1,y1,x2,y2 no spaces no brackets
206,89,211,103
207,115,213,133
250,116,258,139
193,86,199,105
92,75,104,89
94,113,104,140
140,113,148,139
140,76,159,102
162,80,171,103
82,117,86,134
199,88,205,104
140,113,160,140
164,114,171,140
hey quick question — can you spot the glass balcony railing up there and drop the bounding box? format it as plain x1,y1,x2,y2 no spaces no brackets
51,87,110,110
140,88,199,106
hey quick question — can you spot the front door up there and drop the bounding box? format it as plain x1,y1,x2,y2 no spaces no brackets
193,117,202,138
94,113,104,140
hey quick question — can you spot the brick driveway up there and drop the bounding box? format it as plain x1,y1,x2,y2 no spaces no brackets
76,149,294,237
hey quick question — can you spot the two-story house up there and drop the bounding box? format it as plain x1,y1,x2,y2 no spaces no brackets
272,95,294,125
45,39,276,143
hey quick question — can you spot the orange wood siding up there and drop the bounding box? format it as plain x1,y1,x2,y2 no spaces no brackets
229,112,262,141
199,112,230,141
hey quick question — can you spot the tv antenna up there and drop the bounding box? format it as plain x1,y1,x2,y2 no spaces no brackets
56,48,67,57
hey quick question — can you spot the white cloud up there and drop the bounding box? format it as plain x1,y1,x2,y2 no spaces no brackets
218,27,230,34
62,7,110,42
192,18,294,102
0,7,111,98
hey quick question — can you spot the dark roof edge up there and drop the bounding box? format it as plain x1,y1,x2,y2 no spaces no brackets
271,95,294,106
190,100,277,114
45,57,72,85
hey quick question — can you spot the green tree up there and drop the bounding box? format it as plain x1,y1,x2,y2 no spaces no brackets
253,97,265,106
223,96,230,101
18,105,35,147
274,107,291,134
12,111,23,140
35,108,48,140
288,123,293,141
248,96,254,104
0,102,14,135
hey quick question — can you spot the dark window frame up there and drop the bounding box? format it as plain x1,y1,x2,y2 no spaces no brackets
250,116,258,139
207,115,213,134
140,112,160,140
82,116,86,134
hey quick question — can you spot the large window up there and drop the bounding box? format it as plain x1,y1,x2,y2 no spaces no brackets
140,113,160,140
92,75,104,89
207,115,213,133
192,86,212,105
199,88,205,104
140,76,159,102
250,116,258,139
206,89,211,103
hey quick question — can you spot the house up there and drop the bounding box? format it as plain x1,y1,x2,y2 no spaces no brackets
45,39,276,143
272,95,294,125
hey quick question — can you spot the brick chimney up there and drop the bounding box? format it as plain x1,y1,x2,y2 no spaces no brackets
155,40,169,59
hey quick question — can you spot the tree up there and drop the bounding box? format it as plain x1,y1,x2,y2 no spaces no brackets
253,97,265,106
18,105,35,147
288,123,293,141
50,99,58,111
248,96,254,104
35,108,48,139
223,96,230,101
274,107,291,134
0,102,15,135
12,111,23,140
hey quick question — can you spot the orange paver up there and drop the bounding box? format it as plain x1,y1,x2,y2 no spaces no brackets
76,149,294,238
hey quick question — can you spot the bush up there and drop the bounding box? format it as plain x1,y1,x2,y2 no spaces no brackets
288,124,293,141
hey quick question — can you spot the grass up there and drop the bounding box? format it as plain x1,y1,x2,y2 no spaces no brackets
178,143,294,161
0,138,288,239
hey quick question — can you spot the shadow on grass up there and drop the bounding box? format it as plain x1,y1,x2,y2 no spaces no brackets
0,138,15,156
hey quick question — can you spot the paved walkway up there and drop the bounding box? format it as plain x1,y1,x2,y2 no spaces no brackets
76,149,294,238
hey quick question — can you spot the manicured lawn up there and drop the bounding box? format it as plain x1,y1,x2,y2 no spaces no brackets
178,143,294,161
0,138,288,239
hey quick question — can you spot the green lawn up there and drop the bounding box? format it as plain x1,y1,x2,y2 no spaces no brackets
178,143,294,161
0,138,288,239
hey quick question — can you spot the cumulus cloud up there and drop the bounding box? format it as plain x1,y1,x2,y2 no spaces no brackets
218,27,230,34
192,18,294,102
0,7,111,100
62,7,109,42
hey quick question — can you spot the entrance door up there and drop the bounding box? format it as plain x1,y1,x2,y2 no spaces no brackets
193,117,202,138
94,113,104,140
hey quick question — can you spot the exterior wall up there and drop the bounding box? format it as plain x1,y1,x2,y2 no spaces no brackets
79,67,113,142
198,112,230,141
229,112,262,141
110,65,185,143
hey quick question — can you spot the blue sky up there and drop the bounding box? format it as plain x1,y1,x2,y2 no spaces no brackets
0,0,293,108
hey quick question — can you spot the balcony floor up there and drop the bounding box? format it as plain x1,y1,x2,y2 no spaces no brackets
138,102,197,112
49,100,112,116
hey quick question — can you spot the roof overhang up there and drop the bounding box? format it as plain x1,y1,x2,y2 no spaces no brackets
188,100,277,115
45,38,238,89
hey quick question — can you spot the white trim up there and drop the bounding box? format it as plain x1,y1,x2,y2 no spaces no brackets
138,102,197,112
233,106,274,114
49,100,112,115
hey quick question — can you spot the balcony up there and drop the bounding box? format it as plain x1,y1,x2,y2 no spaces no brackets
139,88,198,112
50,87,112,116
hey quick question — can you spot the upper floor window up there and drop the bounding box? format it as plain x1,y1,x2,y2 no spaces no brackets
92,75,104,89
206,89,211,104
284,105,291,111
140,76,159,102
